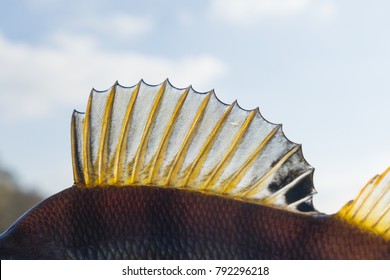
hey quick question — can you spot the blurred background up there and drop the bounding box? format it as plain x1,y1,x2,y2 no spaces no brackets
1,0,390,231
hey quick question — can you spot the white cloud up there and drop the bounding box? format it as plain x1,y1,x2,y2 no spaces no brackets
65,13,153,39
0,32,228,122
316,2,337,20
210,0,311,25
209,0,337,26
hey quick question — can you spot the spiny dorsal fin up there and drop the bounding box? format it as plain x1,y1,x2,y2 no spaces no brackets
71,80,317,213
338,167,390,240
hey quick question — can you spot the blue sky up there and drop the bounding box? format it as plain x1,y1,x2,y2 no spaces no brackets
1,0,390,214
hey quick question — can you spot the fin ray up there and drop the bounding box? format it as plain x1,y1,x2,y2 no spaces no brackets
202,110,256,191
221,125,281,194
71,111,86,186
115,83,141,185
338,167,390,239
149,87,190,184
97,86,116,185
166,92,212,186
72,80,317,213
132,81,167,183
183,101,235,188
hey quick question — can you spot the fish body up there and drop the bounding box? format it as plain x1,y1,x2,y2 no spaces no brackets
1,186,388,259
0,80,389,259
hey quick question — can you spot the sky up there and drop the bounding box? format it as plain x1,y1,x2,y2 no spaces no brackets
1,0,390,214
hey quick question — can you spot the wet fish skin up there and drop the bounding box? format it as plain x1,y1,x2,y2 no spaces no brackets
0,186,388,259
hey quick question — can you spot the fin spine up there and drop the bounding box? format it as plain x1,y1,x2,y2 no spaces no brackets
263,169,313,205
341,175,378,219
148,87,190,184
166,92,212,186
338,167,390,239
71,80,317,214
71,113,79,183
222,125,280,193
82,93,93,186
114,82,141,184
183,102,235,188
132,81,167,183
285,194,313,209
202,110,256,191
350,176,379,220
372,204,390,228
358,172,389,224
241,144,301,198
97,86,116,185
71,111,85,186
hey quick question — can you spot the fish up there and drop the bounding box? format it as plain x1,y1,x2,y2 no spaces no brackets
0,80,389,260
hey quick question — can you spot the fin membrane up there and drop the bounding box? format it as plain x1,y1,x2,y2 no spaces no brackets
338,167,390,239
71,80,316,213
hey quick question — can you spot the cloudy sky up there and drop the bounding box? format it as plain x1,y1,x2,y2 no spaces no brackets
1,0,390,214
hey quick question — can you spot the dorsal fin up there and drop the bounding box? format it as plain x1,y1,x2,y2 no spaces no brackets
71,80,317,213
338,167,390,240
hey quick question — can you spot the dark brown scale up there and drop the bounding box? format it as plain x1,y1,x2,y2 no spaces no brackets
0,186,388,259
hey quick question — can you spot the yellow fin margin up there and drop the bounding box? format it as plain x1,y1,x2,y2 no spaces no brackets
71,80,317,214
338,167,390,240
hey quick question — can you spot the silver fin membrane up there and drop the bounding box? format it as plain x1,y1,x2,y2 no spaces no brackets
71,80,317,213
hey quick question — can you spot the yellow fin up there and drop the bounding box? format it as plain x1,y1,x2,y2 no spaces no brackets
338,167,390,240
71,80,317,213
